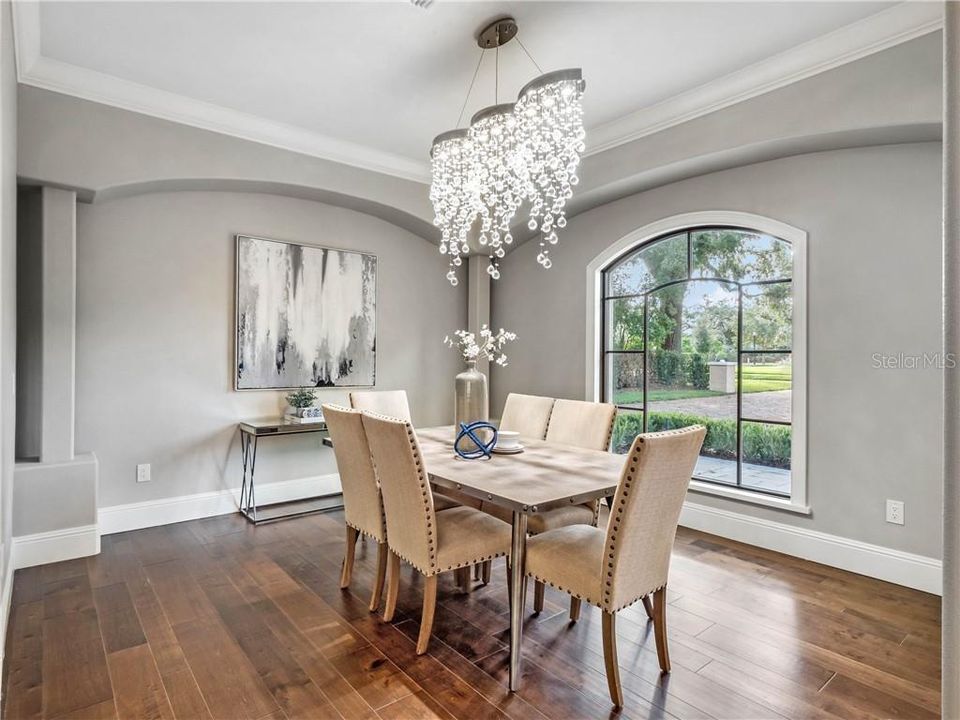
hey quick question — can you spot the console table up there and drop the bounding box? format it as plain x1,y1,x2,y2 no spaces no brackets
238,417,342,524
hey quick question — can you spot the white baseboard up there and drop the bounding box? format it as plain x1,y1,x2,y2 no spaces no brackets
98,473,342,535
11,524,101,570
680,501,942,595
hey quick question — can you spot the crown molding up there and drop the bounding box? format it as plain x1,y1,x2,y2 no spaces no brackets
11,1,943,183
585,1,944,156
11,1,431,184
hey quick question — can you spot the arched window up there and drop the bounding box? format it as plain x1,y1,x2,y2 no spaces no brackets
599,225,800,500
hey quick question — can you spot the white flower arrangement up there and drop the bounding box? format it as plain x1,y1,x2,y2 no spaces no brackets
444,324,517,367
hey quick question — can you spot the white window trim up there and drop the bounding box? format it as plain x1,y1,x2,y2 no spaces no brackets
585,210,808,512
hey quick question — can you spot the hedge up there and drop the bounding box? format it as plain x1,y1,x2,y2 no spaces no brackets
650,350,710,390
611,411,791,469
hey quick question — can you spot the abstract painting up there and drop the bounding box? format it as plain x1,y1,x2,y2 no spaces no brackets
235,234,376,390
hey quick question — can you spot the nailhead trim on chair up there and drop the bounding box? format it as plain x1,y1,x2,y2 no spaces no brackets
364,411,511,578
527,426,696,613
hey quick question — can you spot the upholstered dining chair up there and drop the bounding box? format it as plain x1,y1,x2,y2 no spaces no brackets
349,390,412,422
322,404,390,613
499,392,555,440
529,398,617,611
349,389,463,513
361,412,513,654
525,425,706,707
545,398,618,451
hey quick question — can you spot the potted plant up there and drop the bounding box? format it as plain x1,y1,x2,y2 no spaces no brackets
285,387,321,419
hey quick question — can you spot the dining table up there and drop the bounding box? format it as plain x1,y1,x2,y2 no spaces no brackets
414,426,625,691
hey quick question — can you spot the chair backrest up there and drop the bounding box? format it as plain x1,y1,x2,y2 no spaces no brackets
602,425,706,612
544,399,617,451
499,393,555,440
349,390,412,422
322,404,385,542
360,412,438,575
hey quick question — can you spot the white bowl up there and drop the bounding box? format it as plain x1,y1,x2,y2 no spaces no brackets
497,430,521,449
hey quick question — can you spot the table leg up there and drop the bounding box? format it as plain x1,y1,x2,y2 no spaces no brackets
239,432,251,513
509,511,528,691
249,435,259,522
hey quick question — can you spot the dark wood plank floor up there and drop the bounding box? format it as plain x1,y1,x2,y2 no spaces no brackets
2,508,942,719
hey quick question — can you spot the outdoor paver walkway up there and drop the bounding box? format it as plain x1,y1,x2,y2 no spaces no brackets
649,389,791,423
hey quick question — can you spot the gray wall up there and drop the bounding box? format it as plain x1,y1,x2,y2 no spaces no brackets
1,0,18,624
76,191,464,508
492,143,943,559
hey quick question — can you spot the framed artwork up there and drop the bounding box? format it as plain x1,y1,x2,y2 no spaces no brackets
235,234,377,390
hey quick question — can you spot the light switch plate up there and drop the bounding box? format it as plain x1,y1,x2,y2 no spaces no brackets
137,463,151,483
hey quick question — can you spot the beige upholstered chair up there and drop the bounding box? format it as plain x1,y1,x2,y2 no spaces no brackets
499,393,555,440
349,390,412,422
361,412,513,654
527,398,617,610
525,425,706,707
348,390,461,512
545,398,617,450
322,404,390,613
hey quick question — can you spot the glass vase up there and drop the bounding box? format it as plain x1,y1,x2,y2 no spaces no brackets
454,360,489,447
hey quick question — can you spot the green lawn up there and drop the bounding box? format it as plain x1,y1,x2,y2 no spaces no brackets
614,364,791,403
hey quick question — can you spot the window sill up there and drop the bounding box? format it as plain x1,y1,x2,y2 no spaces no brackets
688,480,811,515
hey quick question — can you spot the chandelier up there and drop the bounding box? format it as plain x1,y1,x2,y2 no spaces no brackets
430,17,586,286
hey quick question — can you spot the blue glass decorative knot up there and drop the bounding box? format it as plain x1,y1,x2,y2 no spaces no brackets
454,421,499,460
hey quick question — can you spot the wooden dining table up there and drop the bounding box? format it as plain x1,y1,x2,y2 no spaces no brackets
415,426,625,691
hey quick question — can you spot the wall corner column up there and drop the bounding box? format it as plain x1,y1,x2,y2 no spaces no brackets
943,2,959,717
40,187,77,464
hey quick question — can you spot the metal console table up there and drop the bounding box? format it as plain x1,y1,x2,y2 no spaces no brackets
238,417,342,524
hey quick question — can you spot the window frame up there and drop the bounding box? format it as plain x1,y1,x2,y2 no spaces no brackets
585,212,808,514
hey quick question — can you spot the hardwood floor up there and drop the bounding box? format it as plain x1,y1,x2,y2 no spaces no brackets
2,508,942,719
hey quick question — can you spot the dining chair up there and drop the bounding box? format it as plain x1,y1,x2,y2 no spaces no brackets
361,412,513,654
544,398,617,451
524,425,706,707
322,404,390,613
349,389,464,512
349,390,412,422
499,392,555,440
526,398,617,611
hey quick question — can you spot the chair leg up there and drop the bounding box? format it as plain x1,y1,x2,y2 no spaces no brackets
652,586,671,673
369,542,388,613
473,564,481,581
481,560,491,585
505,559,512,596
340,526,358,589
533,580,545,614
454,567,468,590
641,594,654,621
416,575,438,655
569,597,581,622
383,551,401,622
602,611,624,708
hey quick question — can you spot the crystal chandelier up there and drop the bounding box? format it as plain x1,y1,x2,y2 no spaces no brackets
430,17,586,286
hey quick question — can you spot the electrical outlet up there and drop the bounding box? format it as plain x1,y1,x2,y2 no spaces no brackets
886,499,904,525
136,463,151,483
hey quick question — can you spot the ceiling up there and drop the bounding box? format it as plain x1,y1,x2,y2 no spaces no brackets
27,1,901,177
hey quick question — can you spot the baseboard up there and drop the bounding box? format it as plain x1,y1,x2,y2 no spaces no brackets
680,501,942,595
98,473,342,535
11,524,100,570
0,546,13,667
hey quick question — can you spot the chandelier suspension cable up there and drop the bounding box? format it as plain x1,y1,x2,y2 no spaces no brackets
515,37,543,74
456,48,486,128
495,44,499,103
